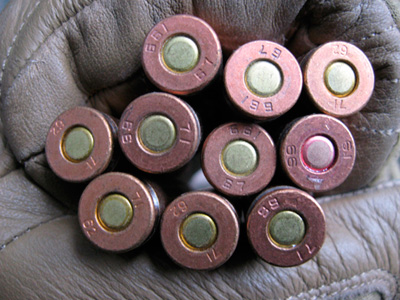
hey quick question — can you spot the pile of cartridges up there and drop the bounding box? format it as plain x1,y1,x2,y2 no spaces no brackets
45,15,374,270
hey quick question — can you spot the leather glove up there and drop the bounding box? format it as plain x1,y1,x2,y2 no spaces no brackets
1,0,400,299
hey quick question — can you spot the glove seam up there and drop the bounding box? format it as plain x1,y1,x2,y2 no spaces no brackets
0,214,70,253
347,123,400,136
340,0,367,40
287,269,397,300
316,277,394,299
1,0,99,101
20,149,44,165
0,165,21,180
0,0,42,98
317,179,400,204
349,23,398,43
383,0,400,32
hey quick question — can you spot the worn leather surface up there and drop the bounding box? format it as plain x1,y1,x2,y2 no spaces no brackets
0,0,399,299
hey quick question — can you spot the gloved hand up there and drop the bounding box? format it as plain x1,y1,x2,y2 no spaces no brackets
1,0,399,299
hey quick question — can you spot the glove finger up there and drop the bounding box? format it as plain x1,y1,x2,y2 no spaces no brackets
288,0,400,193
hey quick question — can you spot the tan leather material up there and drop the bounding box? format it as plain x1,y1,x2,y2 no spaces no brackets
193,1,307,52
354,293,383,300
0,117,16,177
385,0,400,28
371,134,400,185
0,169,67,246
0,181,398,299
24,153,84,209
0,0,400,298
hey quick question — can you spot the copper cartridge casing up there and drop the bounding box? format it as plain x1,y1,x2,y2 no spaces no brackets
78,172,164,252
45,107,117,182
202,123,276,197
224,40,302,120
160,191,239,270
118,92,201,174
303,41,374,117
280,114,356,192
142,14,222,95
247,186,325,267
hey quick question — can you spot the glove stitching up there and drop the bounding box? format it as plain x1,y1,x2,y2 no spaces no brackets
0,0,42,98
335,0,365,40
347,124,400,136
20,149,45,165
287,269,397,300
317,179,400,204
382,78,400,83
2,0,99,101
313,277,396,299
0,214,69,253
313,279,391,299
383,0,400,33
349,24,397,43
